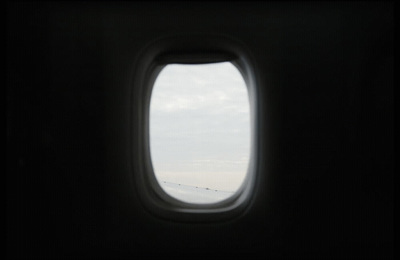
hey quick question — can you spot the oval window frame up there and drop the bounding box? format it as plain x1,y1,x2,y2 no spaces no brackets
131,34,260,222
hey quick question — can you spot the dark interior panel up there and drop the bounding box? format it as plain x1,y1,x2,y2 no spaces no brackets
7,2,393,259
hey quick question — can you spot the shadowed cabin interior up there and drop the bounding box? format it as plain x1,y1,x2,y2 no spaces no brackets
7,2,393,259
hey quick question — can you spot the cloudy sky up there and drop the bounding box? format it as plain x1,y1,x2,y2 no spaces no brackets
149,62,250,200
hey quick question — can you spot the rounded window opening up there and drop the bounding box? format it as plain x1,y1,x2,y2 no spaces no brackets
149,62,251,204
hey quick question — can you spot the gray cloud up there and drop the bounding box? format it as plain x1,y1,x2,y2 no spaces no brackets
150,62,250,195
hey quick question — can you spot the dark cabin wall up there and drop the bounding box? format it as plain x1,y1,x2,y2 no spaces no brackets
7,2,393,259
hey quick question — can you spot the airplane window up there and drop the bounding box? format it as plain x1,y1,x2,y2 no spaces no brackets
149,62,251,204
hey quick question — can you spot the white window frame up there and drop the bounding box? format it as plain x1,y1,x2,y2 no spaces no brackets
131,34,260,222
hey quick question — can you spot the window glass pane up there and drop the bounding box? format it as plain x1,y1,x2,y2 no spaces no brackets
150,62,250,204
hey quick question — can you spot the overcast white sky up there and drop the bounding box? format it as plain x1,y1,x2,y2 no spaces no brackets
149,62,250,197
